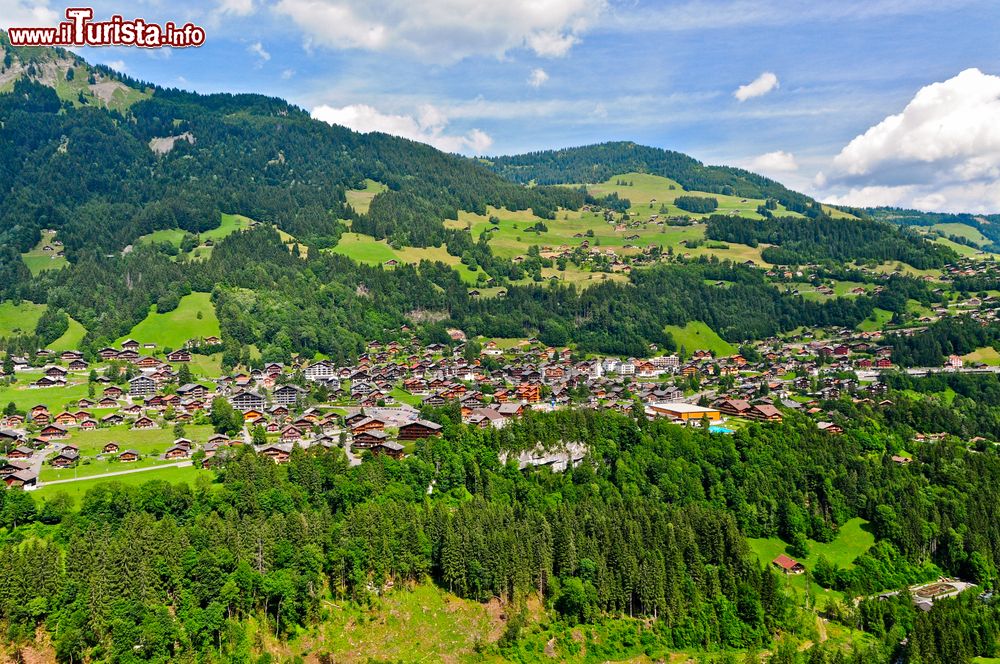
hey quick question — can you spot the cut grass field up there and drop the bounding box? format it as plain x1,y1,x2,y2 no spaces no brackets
0,375,92,413
748,518,875,609
134,212,252,261
665,321,736,356
54,423,215,457
0,301,87,350
21,230,68,275
0,301,46,337
115,292,220,350
331,233,485,284
285,581,497,663
344,178,388,215
962,347,1000,366
49,317,87,352
857,308,893,332
32,464,216,504
929,222,991,246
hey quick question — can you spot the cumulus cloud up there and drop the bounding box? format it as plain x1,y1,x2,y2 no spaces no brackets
248,41,271,64
273,0,605,63
748,150,798,175
528,68,549,88
104,60,128,73
734,72,779,102
819,68,1000,213
311,103,493,154
1,0,59,27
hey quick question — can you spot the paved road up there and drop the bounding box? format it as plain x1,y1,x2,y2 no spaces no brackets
38,460,193,487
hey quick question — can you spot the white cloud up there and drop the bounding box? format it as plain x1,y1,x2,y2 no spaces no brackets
248,41,271,64
734,72,779,102
104,60,128,73
216,0,255,16
820,68,1000,213
527,68,549,88
311,103,493,154
0,0,59,27
273,0,605,63
281,68,296,79
748,150,798,175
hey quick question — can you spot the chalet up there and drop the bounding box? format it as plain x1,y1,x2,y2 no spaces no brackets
54,411,78,426
350,417,386,434
39,424,69,439
132,415,157,430
177,383,208,398
118,449,141,462
67,359,89,371
117,349,140,363
273,384,307,406
164,445,190,460
50,448,79,468
772,554,805,574
98,347,120,360
373,440,405,459
749,404,783,422
129,375,156,397
230,390,266,412
260,445,291,464
715,399,752,417
243,409,265,423
121,339,141,351
103,385,124,399
891,455,912,465
137,356,160,369
101,413,124,426
0,429,24,446
60,350,83,361
0,460,29,476
398,419,443,441
102,442,120,454
7,446,33,460
4,470,37,488
166,349,192,362
352,429,388,448
817,421,843,434
280,425,304,442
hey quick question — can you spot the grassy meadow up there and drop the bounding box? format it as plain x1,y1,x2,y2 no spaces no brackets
115,292,220,350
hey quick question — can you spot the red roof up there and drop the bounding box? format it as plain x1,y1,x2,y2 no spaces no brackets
772,554,802,570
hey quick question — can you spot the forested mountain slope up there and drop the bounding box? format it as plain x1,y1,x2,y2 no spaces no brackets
0,37,955,361
485,141,831,217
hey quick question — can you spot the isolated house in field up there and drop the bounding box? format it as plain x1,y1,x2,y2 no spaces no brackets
118,449,140,462
103,442,120,454
772,554,805,574
164,444,190,460
50,448,79,468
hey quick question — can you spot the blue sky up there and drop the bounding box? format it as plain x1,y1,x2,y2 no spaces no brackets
6,0,1000,211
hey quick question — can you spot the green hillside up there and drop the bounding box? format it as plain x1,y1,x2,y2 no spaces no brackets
115,292,220,349
665,321,737,356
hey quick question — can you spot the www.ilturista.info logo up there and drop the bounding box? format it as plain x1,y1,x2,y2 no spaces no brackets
7,8,205,48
